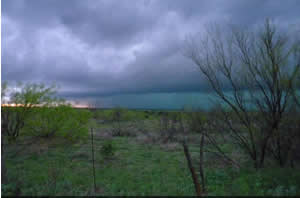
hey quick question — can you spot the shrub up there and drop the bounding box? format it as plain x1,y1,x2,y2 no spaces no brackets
22,105,92,141
1,82,59,141
100,140,116,159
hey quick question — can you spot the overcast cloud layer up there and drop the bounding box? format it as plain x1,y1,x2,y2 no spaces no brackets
2,0,300,108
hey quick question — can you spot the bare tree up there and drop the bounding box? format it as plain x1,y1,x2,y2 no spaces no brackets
184,19,300,168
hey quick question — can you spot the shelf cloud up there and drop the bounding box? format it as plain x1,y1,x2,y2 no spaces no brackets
2,0,300,108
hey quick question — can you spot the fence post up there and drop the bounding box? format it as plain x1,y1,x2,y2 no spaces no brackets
91,127,97,194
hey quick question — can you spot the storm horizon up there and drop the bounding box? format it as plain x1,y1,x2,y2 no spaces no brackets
2,0,300,109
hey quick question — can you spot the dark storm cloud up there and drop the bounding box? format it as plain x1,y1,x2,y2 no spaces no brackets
2,0,300,103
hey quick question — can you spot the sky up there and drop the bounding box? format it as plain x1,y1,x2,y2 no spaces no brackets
2,0,300,109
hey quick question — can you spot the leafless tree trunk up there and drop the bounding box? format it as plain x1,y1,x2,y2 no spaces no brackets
199,134,206,193
182,141,202,196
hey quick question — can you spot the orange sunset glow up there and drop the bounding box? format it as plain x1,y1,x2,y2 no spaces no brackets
1,103,90,108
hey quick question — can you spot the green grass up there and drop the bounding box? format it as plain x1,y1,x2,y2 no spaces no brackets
3,116,300,196
3,136,196,196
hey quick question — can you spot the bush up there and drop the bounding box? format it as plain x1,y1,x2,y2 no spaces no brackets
100,140,116,159
1,82,59,141
22,105,92,141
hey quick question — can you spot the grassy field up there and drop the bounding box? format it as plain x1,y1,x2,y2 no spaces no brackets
2,109,300,196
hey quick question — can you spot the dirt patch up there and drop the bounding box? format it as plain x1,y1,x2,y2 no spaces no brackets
159,142,181,152
94,129,113,139
19,140,51,156
135,133,160,145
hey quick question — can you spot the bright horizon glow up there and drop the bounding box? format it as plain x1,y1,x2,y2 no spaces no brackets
1,103,90,108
